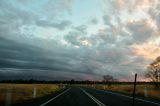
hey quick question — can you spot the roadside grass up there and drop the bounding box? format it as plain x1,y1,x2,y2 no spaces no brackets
86,84,160,100
0,84,62,106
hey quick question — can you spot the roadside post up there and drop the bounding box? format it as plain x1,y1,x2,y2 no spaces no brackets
132,73,137,106
33,87,37,99
103,85,106,90
5,88,12,106
144,87,148,98
158,72,160,87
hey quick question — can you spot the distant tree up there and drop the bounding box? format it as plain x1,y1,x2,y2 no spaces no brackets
146,56,160,88
103,75,114,87
70,79,75,84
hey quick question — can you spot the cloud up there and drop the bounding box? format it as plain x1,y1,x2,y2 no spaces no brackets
126,19,155,43
131,40,160,61
64,25,90,47
0,0,160,81
148,1,160,30
91,18,98,24
64,31,82,46
103,14,113,26
73,25,87,34
36,20,72,30
0,36,100,80
0,0,73,31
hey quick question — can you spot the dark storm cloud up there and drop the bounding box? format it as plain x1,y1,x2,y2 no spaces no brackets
0,36,100,80
0,0,105,80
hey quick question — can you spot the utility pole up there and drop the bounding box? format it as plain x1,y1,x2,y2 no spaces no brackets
132,73,137,106
156,70,159,87
158,72,160,87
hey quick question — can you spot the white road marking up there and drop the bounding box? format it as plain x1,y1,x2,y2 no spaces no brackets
80,88,106,106
40,88,71,106
92,88,160,106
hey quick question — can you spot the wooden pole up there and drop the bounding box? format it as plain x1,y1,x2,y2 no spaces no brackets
132,73,137,106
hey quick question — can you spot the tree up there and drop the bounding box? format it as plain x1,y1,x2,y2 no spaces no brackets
70,79,75,84
103,75,114,87
146,56,160,88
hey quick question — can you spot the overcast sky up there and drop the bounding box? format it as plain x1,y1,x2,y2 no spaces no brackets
0,0,160,81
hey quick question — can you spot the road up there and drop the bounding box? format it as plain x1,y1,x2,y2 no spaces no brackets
15,86,160,106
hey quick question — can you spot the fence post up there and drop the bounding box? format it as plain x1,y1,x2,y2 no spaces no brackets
144,87,148,97
33,87,37,99
158,72,160,87
103,85,106,90
132,73,137,106
5,88,12,106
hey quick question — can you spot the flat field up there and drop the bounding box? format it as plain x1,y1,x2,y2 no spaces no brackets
0,84,61,106
86,84,160,100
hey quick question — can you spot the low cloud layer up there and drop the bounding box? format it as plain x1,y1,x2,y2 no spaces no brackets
0,0,160,81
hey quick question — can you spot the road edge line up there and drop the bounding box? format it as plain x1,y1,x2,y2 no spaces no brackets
40,88,70,106
90,87,160,106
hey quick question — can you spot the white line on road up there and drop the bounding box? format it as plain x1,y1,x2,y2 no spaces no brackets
80,88,106,106
93,88,160,106
40,88,71,106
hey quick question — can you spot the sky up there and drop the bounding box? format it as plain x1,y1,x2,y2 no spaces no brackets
0,0,160,81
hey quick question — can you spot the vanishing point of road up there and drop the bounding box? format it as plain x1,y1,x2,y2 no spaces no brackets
15,86,160,106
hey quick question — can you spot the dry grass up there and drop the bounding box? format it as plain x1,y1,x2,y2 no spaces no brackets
87,84,160,100
0,84,61,106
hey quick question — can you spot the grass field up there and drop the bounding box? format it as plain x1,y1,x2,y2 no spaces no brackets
86,84,160,100
0,84,62,106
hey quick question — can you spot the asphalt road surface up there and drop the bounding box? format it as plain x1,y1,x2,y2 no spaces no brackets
15,86,160,106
